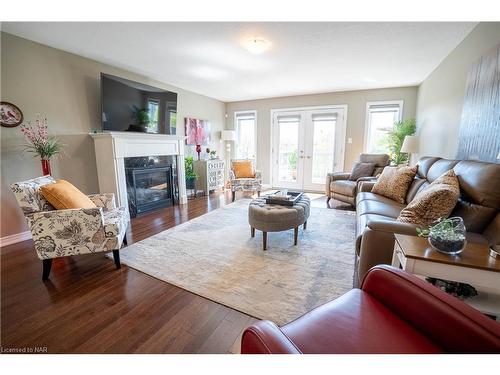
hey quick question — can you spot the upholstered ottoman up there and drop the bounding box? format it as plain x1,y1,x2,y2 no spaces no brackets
248,195,310,250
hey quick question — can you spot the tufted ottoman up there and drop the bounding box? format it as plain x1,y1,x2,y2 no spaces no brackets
248,195,311,250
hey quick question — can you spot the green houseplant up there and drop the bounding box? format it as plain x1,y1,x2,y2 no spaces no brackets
383,119,416,165
185,156,198,190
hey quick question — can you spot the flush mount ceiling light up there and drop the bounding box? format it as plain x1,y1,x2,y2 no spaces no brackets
244,37,271,54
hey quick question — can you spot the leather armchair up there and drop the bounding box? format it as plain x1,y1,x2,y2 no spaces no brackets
326,154,389,206
241,266,500,354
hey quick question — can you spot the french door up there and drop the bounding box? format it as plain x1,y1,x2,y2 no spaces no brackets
271,106,347,192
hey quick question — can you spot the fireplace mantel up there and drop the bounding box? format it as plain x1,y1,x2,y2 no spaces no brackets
90,131,188,209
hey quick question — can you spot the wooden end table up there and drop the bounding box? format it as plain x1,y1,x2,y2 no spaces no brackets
392,234,500,319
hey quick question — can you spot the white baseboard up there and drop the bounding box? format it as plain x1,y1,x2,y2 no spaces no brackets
0,231,32,247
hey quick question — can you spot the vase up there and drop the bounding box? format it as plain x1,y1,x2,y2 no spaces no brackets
41,159,51,176
428,217,466,255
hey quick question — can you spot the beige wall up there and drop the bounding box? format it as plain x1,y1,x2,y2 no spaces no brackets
416,22,500,159
0,32,226,238
225,86,418,184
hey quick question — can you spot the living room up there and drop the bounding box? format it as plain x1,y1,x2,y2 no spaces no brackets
1,0,499,371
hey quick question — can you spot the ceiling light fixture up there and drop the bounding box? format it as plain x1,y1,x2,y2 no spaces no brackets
244,37,271,54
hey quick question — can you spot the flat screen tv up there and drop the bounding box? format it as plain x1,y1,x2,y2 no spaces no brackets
101,73,177,135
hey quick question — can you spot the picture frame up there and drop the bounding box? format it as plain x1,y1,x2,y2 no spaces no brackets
0,102,24,128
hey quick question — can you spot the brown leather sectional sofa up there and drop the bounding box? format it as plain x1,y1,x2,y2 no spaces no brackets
355,157,500,283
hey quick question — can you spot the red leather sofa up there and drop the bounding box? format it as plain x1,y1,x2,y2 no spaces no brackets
241,266,500,354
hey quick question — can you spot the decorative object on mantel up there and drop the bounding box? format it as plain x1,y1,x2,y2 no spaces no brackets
382,118,416,166
20,115,64,176
185,117,211,160
416,217,466,255
1,101,23,127
457,43,499,162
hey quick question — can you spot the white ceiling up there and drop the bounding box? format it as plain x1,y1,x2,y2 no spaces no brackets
2,22,476,102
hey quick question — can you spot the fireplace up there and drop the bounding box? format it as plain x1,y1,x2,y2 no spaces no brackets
125,156,177,217
90,132,188,215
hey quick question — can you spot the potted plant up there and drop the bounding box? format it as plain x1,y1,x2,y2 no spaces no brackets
128,106,150,132
417,217,466,255
20,115,64,175
383,119,416,165
185,156,198,190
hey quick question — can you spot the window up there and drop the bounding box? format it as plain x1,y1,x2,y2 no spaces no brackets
364,101,403,154
147,99,160,132
235,111,257,160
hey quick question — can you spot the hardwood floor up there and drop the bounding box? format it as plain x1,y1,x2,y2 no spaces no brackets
1,191,257,354
1,191,340,353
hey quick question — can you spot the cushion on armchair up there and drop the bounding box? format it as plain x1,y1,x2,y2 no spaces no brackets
40,179,97,210
232,160,255,178
349,162,376,181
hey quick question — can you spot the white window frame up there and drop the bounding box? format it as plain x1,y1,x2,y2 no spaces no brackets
363,100,404,153
234,110,257,162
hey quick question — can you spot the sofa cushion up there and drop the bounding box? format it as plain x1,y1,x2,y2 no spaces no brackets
405,178,428,203
371,166,417,204
40,179,97,210
330,180,357,197
356,192,406,206
450,200,498,233
349,162,376,181
398,170,460,226
357,200,405,219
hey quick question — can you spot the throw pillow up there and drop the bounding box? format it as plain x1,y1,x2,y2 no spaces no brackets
40,179,97,210
232,161,254,178
371,166,417,204
349,162,376,181
398,169,460,226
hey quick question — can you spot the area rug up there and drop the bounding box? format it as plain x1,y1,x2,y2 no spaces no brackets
117,199,356,325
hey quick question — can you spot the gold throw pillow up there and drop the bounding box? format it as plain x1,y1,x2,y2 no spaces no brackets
398,169,460,226
40,179,97,210
371,166,417,204
232,161,255,178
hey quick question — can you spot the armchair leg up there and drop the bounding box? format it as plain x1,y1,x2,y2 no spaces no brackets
42,259,52,281
326,197,331,207
257,191,261,197
112,250,121,269
232,191,236,202
122,233,128,246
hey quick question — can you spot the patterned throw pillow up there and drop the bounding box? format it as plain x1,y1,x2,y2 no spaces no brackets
371,166,417,204
349,162,376,181
398,169,460,226
232,161,255,178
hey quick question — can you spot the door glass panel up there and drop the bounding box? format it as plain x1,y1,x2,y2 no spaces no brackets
311,114,336,184
277,116,300,183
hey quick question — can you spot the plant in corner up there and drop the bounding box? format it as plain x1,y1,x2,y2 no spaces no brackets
20,115,65,176
185,156,198,190
383,118,416,165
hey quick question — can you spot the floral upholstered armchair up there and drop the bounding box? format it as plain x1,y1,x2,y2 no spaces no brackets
10,176,130,281
229,159,262,202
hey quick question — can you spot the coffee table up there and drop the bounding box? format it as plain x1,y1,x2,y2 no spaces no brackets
392,233,500,318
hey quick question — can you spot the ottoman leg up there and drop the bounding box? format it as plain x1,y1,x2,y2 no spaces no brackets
303,221,307,230
294,227,298,245
251,227,255,237
263,231,267,250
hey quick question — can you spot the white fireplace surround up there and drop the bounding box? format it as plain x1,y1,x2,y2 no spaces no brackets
90,132,188,211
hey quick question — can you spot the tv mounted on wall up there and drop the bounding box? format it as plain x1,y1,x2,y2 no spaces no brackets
100,73,178,135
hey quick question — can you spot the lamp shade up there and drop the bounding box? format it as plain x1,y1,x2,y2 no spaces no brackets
401,135,419,153
221,130,236,141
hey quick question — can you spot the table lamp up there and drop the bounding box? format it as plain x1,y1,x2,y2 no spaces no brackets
401,135,419,166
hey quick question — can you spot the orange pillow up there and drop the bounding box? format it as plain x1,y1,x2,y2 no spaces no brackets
232,161,254,178
40,179,97,210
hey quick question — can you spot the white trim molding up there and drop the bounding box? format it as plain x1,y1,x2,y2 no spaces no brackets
0,231,32,248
